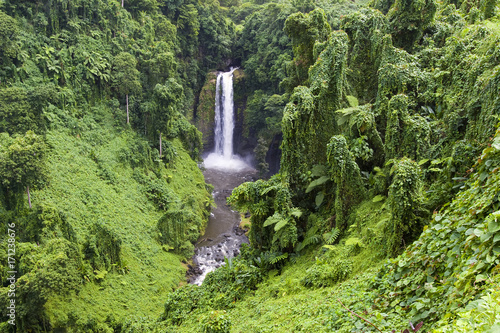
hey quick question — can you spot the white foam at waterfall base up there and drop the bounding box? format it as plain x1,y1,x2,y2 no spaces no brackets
203,152,253,171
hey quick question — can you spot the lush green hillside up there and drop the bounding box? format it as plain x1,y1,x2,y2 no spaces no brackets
0,102,213,331
1,0,500,331
151,0,500,332
0,0,221,330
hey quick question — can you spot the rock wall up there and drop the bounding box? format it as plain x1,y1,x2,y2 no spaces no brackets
232,69,254,156
195,72,218,152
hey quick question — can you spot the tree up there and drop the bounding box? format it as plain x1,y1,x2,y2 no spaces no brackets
0,11,18,67
280,86,316,187
151,78,183,135
385,94,430,161
228,175,299,252
112,52,142,124
387,0,437,50
284,8,331,88
0,131,47,211
326,135,365,232
386,158,425,256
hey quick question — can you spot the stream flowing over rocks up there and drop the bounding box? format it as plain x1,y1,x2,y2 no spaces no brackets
188,68,257,285
188,166,256,285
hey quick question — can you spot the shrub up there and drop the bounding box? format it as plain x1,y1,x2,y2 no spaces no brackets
301,257,352,288
161,285,206,325
200,310,232,333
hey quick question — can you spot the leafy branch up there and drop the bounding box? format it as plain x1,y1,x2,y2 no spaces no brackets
338,299,423,333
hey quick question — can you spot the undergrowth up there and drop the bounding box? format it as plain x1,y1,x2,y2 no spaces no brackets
0,102,211,331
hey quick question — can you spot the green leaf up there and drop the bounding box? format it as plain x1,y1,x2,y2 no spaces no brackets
337,115,349,126
418,159,429,165
372,195,385,203
270,253,288,264
414,302,425,310
306,176,330,193
475,274,487,282
493,234,500,243
480,171,488,182
274,218,288,231
315,192,325,207
488,219,500,233
263,213,282,227
473,229,484,237
345,237,363,247
311,164,327,177
290,207,303,218
492,136,500,150
487,323,500,333
346,95,359,107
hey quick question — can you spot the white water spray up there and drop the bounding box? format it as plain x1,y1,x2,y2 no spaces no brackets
204,68,251,171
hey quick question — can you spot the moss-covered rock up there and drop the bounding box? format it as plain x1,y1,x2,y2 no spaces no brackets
195,72,218,152
233,68,253,155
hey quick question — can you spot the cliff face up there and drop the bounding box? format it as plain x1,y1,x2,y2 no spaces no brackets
232,69,253,156
195,72,218,152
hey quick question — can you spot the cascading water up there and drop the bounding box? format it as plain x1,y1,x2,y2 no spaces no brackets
204,68,249,170
213,70,235,158
188,69,256,285
213,73,224,156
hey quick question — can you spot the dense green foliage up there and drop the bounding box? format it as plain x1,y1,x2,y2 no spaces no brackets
160,0,500,331
2,0,500,331
0,0,220,330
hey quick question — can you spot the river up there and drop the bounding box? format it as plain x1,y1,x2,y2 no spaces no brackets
187,68,257,285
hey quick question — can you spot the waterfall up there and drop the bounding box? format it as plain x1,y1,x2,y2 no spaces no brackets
204,68,251,171
213,69,236,158
192,68,256,286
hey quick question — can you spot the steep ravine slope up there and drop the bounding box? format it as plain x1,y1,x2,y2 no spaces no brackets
0,104,212,332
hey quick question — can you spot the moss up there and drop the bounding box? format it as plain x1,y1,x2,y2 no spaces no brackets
195,72,218,151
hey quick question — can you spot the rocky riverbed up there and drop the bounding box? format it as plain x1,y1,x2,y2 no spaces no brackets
187,160,256,285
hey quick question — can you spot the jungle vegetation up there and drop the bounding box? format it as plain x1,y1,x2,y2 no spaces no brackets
1,0,500,331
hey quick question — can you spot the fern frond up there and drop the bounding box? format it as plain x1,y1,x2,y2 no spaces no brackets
270,253,288,265
323,228,340,245
289,207,303,218
296,233,321,252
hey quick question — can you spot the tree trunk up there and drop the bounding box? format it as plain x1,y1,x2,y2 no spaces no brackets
122,0,124,7
159,132,162,157
126,94,129,124
27,185,32,209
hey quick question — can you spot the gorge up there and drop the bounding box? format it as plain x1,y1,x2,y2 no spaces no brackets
1,0,499,331
190,69,256,285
